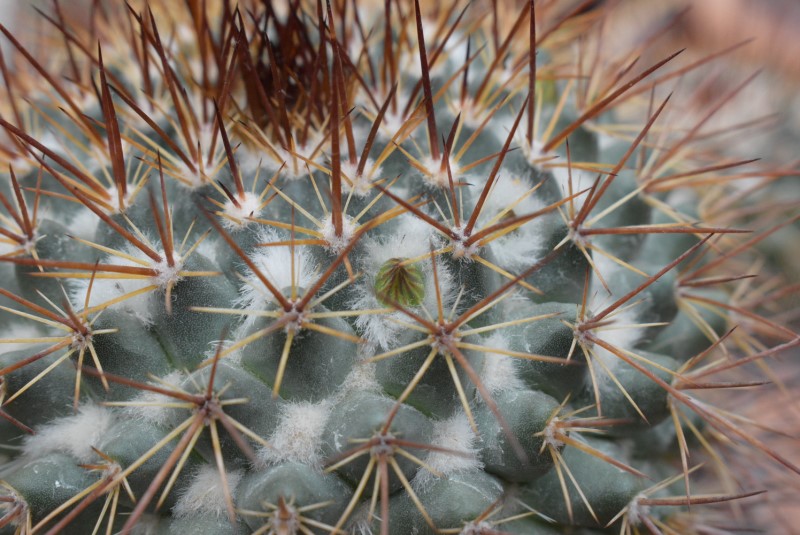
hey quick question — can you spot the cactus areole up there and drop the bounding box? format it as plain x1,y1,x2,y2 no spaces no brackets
0,1,795,534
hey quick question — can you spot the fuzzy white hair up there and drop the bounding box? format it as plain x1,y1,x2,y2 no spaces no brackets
413,411,481,491
351,215,457,350
69,242,182,325
124,371,187,426
23,404,113,463
238,228,318,315
479,332,526,395
173,465,243,519
258,400,332,468
475,176,550,271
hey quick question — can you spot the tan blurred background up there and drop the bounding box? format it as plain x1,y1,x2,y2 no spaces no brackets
0,0,798,529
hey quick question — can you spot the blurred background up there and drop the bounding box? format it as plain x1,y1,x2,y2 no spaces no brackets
603,3,800,528
0,0,797,529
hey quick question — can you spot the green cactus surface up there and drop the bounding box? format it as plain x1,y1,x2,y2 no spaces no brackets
0,1,796,534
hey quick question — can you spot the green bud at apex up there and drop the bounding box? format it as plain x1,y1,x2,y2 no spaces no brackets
375,258,426,308
0,1,796,534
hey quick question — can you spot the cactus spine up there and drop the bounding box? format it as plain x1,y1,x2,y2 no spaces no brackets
0,1,796,534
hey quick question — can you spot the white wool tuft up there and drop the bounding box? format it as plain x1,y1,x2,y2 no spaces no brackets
173,465,243,519
23,405,113,463
258,400,332,468
478,176,545,224
174,122,219,188
520,136,559,169
551,166,595,202
591,274,644,354
70,244,182,324
337,359,380,395
239,229,317,312
626,493,651,526
461,522,496,535
474,176,549,270
273,132,327,180
351,294,404,353
235,145,270,177
449,96,486,129
378,108,409,140
220,191,262,229
176,162,206,189
67,208,100,240
478,333,525,394
364,214,439,265
590,253,620,281
413,412,480,489
349,507,378,535
0,322,45,353
597,312,643,352
352,215,454,350
418,154,460,188
339,159,383,197
125,371,186,426
320,213,357,253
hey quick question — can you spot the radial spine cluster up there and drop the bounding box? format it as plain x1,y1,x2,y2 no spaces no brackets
0,1,796,534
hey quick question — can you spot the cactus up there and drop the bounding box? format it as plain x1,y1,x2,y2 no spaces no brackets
0,1,796,534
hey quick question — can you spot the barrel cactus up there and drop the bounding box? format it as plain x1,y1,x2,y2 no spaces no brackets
0,1,796,534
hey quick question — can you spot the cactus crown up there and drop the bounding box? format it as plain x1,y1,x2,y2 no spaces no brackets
0,1,796,534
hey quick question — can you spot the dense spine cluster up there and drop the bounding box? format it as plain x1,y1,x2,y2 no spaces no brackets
0,1,796,534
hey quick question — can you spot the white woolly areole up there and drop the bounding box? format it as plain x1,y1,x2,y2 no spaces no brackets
273,132,327,180
234,144,268,177
124,371,186,426
339,159,383,197
591,287,643,354
0,323,43,354
65,184,131,241
239,229,317,312
476,176,548,270
521,137,559,170
378,108,409,140
175,122,219,188
419,154,460,188
543,417,565,449
552,166,594,203
320,213,356,253
70,245,183,324
220,191,262,229
365,213,438,265
626,493,651,526
595,309,644,360
413,412,481,490
588,301,645,391
173,465,243,519
23,405,113,463
479,333,526,395
449,96,488,129
352,216,454,350
337,360,380,394
258,400,332,468
67,208,100,241
349,507,378,535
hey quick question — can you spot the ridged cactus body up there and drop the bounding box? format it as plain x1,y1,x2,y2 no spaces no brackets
0,1,795,534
